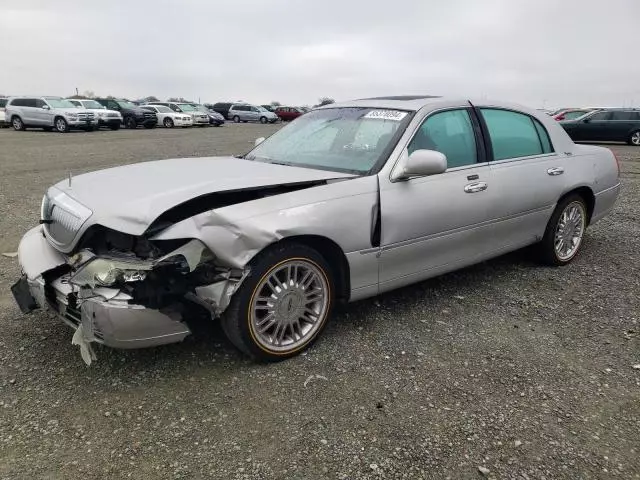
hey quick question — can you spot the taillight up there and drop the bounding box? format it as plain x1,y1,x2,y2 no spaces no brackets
610,149,621,177
555,115,565,121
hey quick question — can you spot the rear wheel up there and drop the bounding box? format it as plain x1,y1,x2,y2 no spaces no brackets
259,116,267,124
55,117,69,133
221,242,335,361
537,194,587,266
233,115,240,123
12,116,25,131
629,130,640,146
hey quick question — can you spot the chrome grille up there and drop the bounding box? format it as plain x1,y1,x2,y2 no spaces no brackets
48,205,83,243
77,112,95,120
42,188,93,247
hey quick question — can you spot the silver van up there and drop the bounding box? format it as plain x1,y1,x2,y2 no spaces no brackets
5,96,97,133
227,103,279,124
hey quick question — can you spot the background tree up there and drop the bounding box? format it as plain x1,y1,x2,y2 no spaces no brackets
167,97,193,103
144,95,160,102
317,97,335,106
270,101,282,107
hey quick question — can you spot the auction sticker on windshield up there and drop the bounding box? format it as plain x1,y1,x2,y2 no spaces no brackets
363,110,408,121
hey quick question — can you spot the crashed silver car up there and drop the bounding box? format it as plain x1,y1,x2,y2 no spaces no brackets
12,95,620,363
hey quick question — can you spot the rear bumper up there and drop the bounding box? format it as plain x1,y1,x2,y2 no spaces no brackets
13,227,191,349
591,182,620,224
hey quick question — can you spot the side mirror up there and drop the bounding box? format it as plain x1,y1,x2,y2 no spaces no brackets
392,149,447,181
254,137,265,146
42,105,50,110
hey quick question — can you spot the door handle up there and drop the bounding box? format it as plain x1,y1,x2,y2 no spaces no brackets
464,182,488,193
547,167,564,176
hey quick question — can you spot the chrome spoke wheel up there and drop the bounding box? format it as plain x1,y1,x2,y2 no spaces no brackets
251,259,329,352
631,131,640,146
554,201,585,261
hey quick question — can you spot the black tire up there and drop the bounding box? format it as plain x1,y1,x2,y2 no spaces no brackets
109,124,120,131
124,116,137,129
536,194,588,266
628,130,640,146
259,116,267,124
233,115,240,123
221,242,335,361
143,123,155,129
54,117,69,133
12,116,25,131
163,117,174,128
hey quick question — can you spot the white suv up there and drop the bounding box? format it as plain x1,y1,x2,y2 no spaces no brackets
0,98,8,127
67,98,122,130
5,96,97,133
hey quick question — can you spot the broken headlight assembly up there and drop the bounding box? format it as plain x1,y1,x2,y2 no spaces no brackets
70,257,154,287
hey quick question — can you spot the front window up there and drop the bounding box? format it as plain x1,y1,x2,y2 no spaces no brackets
116,100,138,109
82,100,104,110
245,107,412,174
177,104,195,112
46,98,77,109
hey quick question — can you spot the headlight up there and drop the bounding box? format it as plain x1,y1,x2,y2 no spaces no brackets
67,113,78,119
97,112,105,117
70,257,153,287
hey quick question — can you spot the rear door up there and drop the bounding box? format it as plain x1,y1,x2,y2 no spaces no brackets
32,99,52,126
609,111,636,142
580,110,613,141
479,107,567,247
21,98,39,125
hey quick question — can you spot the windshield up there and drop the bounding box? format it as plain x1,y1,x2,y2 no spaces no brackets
117,100,138,109
192,105,208,112
82,100,104,109
256,106,269,112
245,107,412,174
46,98,77,109
177,103,196,111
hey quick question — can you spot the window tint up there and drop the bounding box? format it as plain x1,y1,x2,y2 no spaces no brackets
0,98,7,108
589,111,612,121
611,111,639,121
34,99,47,108
22,98,37,108
480,109,545,160
533,119,553,153
408,109,477,168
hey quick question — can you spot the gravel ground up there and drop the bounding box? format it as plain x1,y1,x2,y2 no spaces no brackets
0,126,638,479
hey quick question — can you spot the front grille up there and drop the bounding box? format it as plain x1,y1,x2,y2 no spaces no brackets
77,112,95,120
48,205,83,244
107,112,120,118
42,189,92,247
143,112,156,119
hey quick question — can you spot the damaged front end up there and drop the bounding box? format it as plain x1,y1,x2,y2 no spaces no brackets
13,226,248,364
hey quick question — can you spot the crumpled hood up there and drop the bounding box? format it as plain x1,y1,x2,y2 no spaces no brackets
53,157,354,236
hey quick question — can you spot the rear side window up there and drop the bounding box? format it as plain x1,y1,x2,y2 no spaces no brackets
611,111,640,120
589,111,612,121
0,98,7,108
480,109,552,161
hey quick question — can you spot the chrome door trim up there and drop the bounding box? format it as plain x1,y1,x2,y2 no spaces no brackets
464,182,488,193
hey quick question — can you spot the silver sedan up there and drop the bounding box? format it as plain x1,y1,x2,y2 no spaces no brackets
12,96,620,363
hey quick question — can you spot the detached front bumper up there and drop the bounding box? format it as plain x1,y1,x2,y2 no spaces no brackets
12,227,191,350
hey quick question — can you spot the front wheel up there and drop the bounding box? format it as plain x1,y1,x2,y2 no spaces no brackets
55,117,69,133
221,243,335,361
537,194,588,266
628,130,640,146
259,116,267,124
124,117,137,129
233,115,240,123
164,117,174,128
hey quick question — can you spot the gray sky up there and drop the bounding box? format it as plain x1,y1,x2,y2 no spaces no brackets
1,0,639,108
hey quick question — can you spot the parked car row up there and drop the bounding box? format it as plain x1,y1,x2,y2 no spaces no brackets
559,108,640,146
208,102,306,123
0,96,228,132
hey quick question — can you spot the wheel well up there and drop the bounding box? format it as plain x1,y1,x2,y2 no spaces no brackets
280,235,351,303
561,187,595,224
11,114,21,121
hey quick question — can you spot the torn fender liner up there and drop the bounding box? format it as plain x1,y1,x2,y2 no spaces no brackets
144,180,334,235
193,268,250,314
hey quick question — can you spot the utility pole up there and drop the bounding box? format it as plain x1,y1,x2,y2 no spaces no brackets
76,87,79,96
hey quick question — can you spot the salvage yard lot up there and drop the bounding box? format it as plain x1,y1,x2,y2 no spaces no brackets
0,126,638,479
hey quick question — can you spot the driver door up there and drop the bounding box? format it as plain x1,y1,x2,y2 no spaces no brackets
378,108,496,291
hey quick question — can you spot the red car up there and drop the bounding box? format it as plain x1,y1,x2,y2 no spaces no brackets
274,106,304,121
